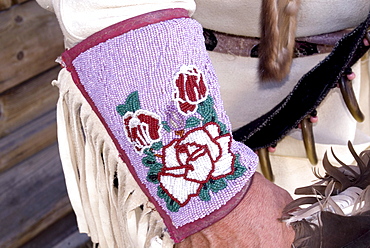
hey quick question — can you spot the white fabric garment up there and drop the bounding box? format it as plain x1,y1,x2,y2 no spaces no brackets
193,0,370,37
36,0,370,246
36,0,196,48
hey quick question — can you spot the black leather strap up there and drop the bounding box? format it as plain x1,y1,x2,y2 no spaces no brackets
232,11,370,150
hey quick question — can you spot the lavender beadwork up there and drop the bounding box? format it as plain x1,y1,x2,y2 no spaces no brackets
62,9,257,243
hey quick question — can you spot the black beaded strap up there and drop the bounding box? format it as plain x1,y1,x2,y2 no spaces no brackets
232,11,370,151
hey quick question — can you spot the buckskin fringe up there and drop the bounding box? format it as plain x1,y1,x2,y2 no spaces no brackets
259,0,300,81
54,69,173,248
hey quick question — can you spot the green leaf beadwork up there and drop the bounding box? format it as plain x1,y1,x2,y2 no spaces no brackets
116,91,141,116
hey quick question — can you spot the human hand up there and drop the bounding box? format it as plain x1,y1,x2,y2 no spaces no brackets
175,172,295,248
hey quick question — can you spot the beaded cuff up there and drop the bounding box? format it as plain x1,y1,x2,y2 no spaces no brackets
61,9,258,242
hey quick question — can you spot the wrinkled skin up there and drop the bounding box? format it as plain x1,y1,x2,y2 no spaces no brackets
175,173,295,248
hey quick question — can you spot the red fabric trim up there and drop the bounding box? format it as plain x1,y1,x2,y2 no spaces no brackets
61,8,252,243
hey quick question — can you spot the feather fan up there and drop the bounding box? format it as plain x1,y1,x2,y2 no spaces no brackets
282,142,370,248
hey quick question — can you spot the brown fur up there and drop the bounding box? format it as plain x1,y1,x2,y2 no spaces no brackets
259,0,300,82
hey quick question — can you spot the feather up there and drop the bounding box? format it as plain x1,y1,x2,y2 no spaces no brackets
348,141,367,176
322,153,352,191
330,147,359,178
353,186,370,215
290,220,320,248
294,185,327,196
295,142,370,196
283,197,321,214
283,142,370,247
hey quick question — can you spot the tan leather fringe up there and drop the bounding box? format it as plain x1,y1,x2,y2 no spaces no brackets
54,68,173,248
259,0,300,81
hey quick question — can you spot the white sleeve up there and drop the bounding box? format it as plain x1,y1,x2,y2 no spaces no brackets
36,0,196,48
35,0,54,12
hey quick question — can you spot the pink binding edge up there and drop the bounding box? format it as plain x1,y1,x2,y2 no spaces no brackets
61,8,253,243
